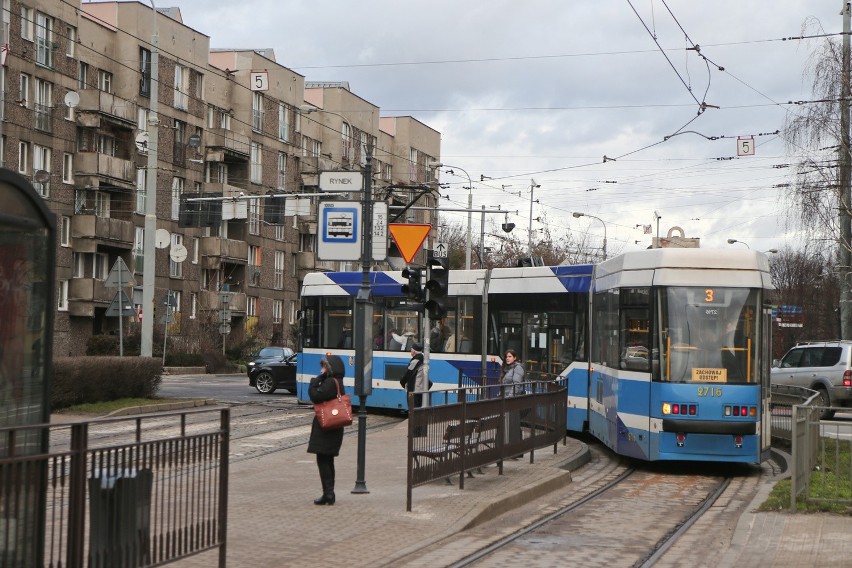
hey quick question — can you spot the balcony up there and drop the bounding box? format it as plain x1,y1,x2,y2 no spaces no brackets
76,89,137,128
201,290,247,313
296,251,315,271
299,155,339,186
75,152,135,187
205,128,250,161
71,215,134,252
68,278,113,317
199,236,248,269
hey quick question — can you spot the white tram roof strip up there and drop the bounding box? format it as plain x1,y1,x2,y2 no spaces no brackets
487,265,590,294
594,249,773,292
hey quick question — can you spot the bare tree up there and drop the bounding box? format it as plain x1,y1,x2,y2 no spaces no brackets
784,14,851,336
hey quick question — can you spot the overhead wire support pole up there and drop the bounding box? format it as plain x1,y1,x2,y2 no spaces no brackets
840,1,852,339
428,162,473,270
141,0,159,358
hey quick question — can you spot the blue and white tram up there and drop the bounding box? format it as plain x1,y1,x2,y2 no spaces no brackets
296,264,594,409
567,248,773,463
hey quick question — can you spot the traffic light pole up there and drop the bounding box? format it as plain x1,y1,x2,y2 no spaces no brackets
352,146,373,495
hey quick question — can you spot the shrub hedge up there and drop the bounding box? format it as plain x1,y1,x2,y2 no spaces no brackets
52,357,163,410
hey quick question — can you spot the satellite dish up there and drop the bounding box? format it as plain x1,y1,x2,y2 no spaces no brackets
155,229,171,249
135,131,150,153
188,134,201,148
34,169,50,183
64,91,80,108
169,244,188,263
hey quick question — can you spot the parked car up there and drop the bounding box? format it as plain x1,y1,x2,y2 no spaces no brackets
247,346,297,394
771,340,852,419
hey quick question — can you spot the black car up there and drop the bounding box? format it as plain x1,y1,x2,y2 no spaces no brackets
247,346,297,394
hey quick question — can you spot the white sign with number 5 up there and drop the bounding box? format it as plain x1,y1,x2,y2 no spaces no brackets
250,71,269,91
737,136,755,156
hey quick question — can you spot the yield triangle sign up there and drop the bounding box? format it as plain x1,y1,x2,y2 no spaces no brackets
105,290,137,317
105,257,135,288
389,223,431,264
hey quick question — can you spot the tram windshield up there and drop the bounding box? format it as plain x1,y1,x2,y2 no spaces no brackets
660,287,760,384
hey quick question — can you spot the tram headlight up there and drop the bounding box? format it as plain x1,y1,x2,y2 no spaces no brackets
662,403,672,415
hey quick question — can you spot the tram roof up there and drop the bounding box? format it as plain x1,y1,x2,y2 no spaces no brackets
594,248,773,290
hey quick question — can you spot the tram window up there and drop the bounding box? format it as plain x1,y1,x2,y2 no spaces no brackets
384,301,421,351
301,299,319,349
620,288,650,372
321,298,352,350
592,289,620,368
454,297,476,353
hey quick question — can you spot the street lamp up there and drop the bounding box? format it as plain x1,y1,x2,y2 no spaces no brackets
428,161,473,270
573,211,608,260
727,238,750,249
141,0,160,357
528,179,540,256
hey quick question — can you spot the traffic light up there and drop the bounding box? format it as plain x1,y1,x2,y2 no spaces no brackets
401,267,424,302
424,255,449,320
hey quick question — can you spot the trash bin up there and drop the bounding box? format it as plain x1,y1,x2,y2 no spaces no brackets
88,468,152,568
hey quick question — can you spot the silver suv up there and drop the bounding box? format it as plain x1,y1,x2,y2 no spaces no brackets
771,341,852,418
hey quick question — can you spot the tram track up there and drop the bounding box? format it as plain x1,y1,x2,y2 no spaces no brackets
437,446,738,568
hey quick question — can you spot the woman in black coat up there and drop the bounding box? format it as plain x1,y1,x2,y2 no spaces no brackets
308,354,346,505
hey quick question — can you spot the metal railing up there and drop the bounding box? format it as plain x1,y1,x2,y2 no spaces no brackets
406,378,567,511
0,407,230,568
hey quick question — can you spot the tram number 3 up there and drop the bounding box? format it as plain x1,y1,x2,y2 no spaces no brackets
697,387,722,397
704,289,714,303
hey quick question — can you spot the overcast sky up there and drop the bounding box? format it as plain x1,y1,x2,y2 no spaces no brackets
141,0,842,257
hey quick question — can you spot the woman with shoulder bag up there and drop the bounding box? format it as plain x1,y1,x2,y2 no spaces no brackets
308,354,347,505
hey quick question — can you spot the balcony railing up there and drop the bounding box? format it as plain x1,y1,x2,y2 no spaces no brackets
71,215,134,249
205,128,250,160
76,90,137,127
75,153,135,185
199,237,248,270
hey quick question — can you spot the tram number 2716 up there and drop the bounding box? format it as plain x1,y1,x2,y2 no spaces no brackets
697,387,722,397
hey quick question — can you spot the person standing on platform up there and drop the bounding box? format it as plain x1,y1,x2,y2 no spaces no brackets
500,349,525,454
307,354,346,505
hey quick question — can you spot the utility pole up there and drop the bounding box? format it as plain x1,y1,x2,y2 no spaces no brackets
141,2,159,357
840,1,852,339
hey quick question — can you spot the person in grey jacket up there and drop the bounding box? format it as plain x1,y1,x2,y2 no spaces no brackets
501,349,525,452
400,342,428,408
308,354,346,505
501,349,526,397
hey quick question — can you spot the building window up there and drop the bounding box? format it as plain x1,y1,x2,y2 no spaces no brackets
247,296,258,317
34,78,52,132
94,192,110,217
62,153,73,183
20,6,33,41
93,253,108,280
18,141,28,174
248,200,260,235
250,142,262,184
139,47,151,97
192,237,199,264
170,233,184,278
274,251,285,289
291,252,297,277
136,168,147,214
33,145,50,196
289,300,297,325
58,280,68,311
78,62,88,89
35,12,53,68
97,70,112,93
66,25,76,57
134,227,144,274
277,152,286,190
342,122,351,160
60,215,71,246
173,119,186,165
171,177,183,220
359,132,367,166
383,163,392,181
97,134,115,156
193,69,204,99
252,92,263,132
278,103,289,142
174,65,188,110
273,300,283,324
190,292,197,319
72,252,85,278
19,73,29,107
275,223,285,242
409,148,417,181
208,105,230,129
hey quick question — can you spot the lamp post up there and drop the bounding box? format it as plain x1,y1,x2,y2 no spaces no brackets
727,238,750,249
573,211,607,260
141,0,159,357
528,179,540,255
428,161,473,269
